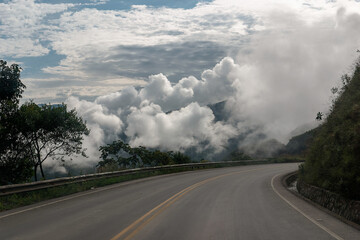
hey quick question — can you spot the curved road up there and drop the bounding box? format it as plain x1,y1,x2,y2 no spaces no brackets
0,163,359,239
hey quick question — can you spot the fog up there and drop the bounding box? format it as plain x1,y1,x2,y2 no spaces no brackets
44,4,360,171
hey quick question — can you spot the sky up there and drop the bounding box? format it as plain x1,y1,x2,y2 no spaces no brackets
1,0,360,171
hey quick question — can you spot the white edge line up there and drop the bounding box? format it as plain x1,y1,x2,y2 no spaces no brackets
271,173,344,240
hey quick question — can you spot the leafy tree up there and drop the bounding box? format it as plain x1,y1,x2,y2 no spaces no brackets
149,150,173,166
0,60,31,184
0,60,24,142
0,60,89,183
0,157,33,185
0,60,25,103
98,140,192,172
16,102,90,180
99,140,149,169
170,151,191,164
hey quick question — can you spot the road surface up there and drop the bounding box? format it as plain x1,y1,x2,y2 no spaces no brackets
0,163,359,239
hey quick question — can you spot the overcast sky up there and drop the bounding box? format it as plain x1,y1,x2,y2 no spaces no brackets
2,0,358,103
1,0,360,170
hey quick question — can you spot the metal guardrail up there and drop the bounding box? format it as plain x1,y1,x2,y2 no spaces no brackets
0,160,269,197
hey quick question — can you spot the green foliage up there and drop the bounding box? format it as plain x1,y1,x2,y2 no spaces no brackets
0,157,33,185
0,60,89,183
16,102,90,180
0,60,32,184
98,140,143,169
0,60,25,103
149,150,173,166
171,151,191,164
299,59,360,200
98,140,192,172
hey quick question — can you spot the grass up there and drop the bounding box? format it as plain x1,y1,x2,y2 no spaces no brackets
0,159,300,211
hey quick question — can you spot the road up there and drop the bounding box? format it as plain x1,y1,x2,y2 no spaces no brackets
0,163,359,240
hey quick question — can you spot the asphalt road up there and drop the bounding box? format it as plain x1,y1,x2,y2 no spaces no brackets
0,163,359,240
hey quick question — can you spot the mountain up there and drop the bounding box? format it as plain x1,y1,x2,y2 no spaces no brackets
209,101,315,160
281,128,317,157
300,59,360,200
208,100,229,122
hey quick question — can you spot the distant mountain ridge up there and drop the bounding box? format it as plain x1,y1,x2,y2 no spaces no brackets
207,100,317,160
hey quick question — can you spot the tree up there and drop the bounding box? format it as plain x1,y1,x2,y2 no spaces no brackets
16,102,90,180
0,60,24,142
149,150,173,166
0,60,25,103
0,60,90,183
98,140,192,172
99,140,145,169
0,60,31,184
169,151,191,164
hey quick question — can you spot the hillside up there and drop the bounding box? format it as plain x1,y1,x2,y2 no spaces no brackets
281,129,317,157
299,59,360,200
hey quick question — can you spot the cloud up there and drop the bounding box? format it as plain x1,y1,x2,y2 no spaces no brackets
125,102,236,152
95,86,141,112
135,57,239,112
22,76,147,103
24,1,252,100
4,0,359,103
66,96,123,139
227,5,360,141
87,41,227,81
61,2,360,167
2,0,360,168
0,0,73,57
62,58,241,165
0,38,49,58
63,96,123,167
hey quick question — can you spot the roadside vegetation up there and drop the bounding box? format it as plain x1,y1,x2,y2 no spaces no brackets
97,140,191,172
0,60,89,184
299,57,360,200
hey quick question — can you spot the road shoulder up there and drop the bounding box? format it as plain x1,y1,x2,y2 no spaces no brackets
272,173,360,240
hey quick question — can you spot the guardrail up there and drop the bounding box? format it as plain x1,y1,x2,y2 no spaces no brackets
0,160,270,197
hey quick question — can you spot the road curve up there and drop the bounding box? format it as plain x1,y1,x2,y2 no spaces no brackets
0,163,359,240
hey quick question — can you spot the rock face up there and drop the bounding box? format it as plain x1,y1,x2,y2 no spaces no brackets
297,179,360,226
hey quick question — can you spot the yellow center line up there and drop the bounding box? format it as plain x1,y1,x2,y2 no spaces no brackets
111,167,263,240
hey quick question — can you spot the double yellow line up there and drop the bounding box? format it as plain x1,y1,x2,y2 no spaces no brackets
111,168,262,240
